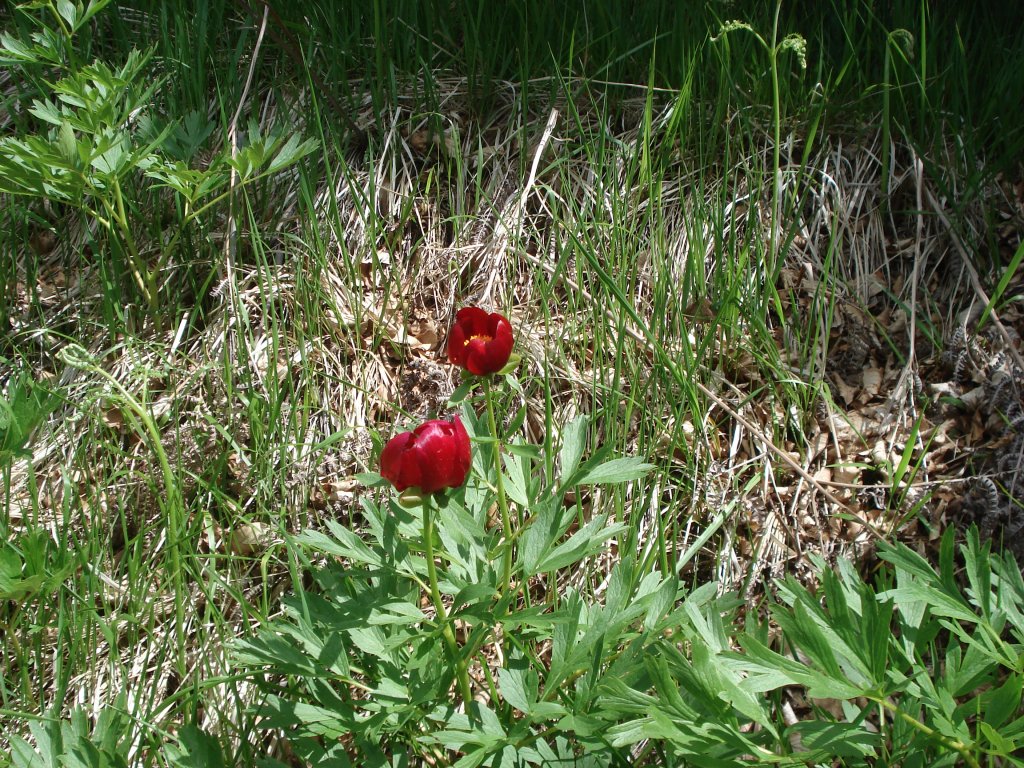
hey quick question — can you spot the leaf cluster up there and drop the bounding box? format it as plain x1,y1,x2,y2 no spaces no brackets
237,447,1024,768
6,697,132,768
235,410,664,766
0,0,317,322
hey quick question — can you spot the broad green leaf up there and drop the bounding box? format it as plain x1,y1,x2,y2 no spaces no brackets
575,457,655,485
498,667,536,715
267,133,318,174
56,0,77,27
297,520,383,568
557,415,587,486
535,514,625,573
786,721,878,758
501,453,529,506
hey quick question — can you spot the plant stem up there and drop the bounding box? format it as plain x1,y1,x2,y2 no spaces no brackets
483,377,513,595
422,494,473,707
769,0,782,283
870,695,981,768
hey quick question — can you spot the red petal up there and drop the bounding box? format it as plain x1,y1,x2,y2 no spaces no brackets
380,431,421,491
447,321,468,366
448,308,514,375
455,306,490,334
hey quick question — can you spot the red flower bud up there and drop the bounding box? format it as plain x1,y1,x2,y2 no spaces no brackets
447,307,514,376
379,416,471,495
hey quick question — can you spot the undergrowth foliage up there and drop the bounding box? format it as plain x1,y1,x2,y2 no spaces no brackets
235,324,1024,766
0,0,316,328
238,441,1024,767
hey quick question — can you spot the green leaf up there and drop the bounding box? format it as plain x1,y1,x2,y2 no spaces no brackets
575,457,655,485
984,672,1023,731
501,452,529,506
980,721,1016,754
557,415,588,486
354,471,386,488
367,601,425,625
503,441,541,461
56,0,78,28
730,634,863,700
880,577,977,624
267,132,318,174
77,0,113,30
519,496,571,575
297,520,383,569
643,573,677,632
548,593,582,683
535,514,625,573
57,120,77,162
447,378,475,407
498,667,537,715
786,721,878,758
164,725,226,768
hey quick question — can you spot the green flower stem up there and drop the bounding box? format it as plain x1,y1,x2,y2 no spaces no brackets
483,377,514,595
422,494,473,707
869,695,980,768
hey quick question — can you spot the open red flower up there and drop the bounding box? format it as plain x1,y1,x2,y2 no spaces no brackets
447,307,514,376
379,416,471,494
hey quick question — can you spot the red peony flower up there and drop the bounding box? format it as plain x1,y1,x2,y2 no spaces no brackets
447,307,514,376
379,416,471,494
